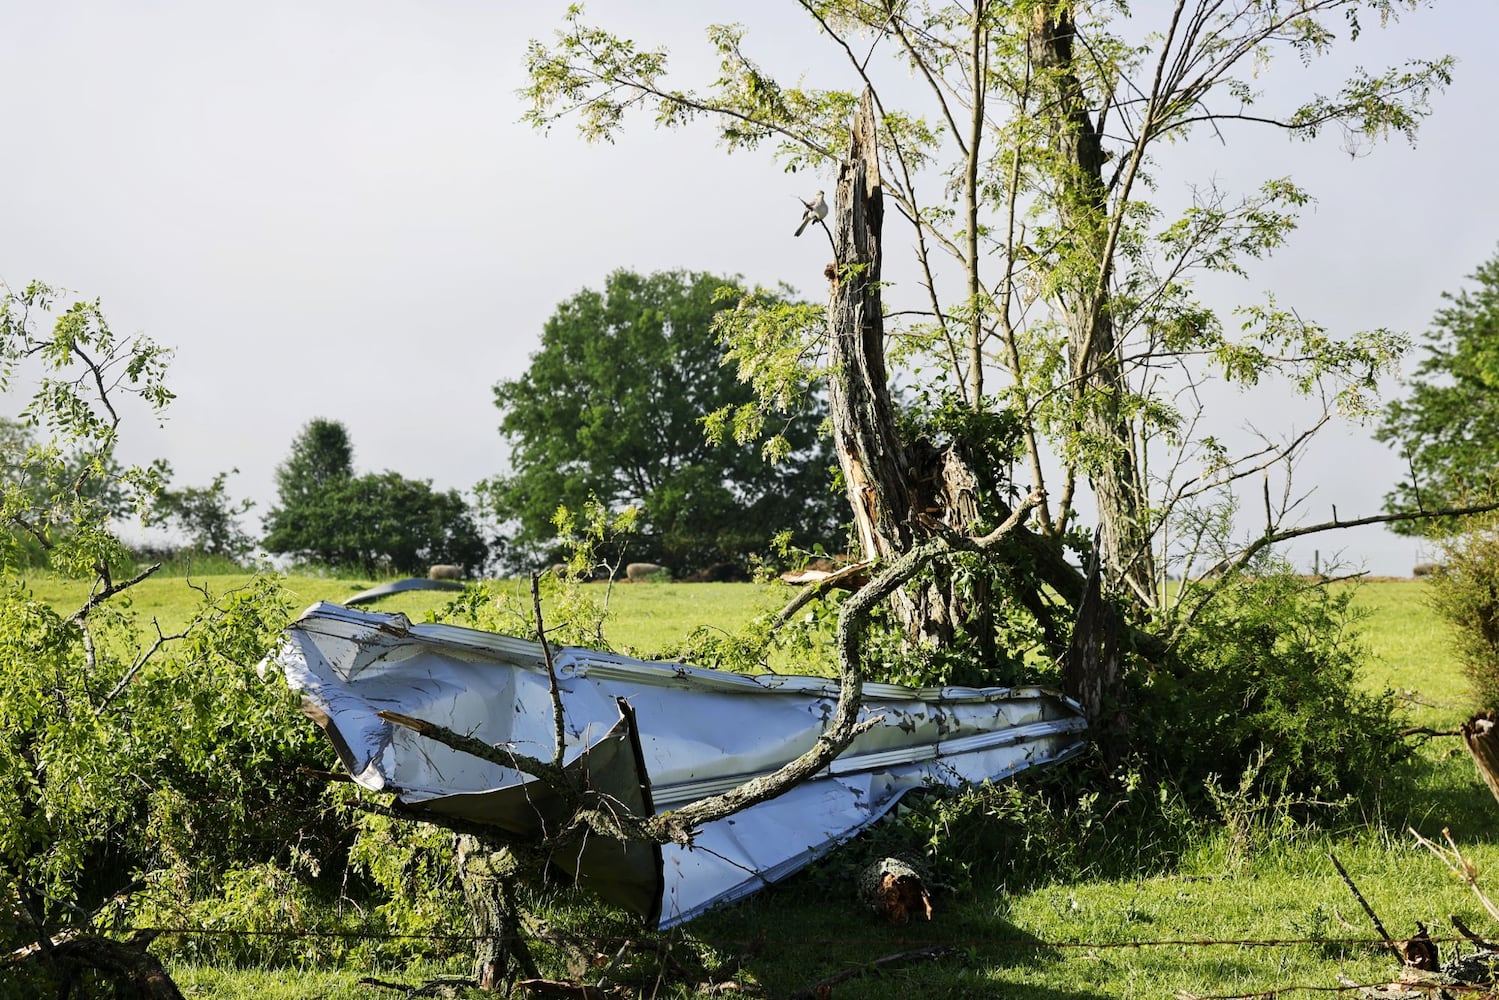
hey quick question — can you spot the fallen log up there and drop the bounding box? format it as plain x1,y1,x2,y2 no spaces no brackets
7,930,183,999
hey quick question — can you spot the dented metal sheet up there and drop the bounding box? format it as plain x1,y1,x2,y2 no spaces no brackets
273,601,1087,929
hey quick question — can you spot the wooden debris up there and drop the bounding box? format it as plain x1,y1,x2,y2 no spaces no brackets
1451,914,1499,951
1462,711,1499,809
858,856,934,924
6,930,183,999
516,978,630,999
1329,851,1405,963
1399,922,1438,972
1411,826,1499,923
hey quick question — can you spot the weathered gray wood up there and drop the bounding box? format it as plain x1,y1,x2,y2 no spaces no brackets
827,89,910,566
1463,711,1499,808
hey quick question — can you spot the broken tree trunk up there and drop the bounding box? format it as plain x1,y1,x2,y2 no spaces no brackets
827,90,911,569
1462,711,1499,809
825,88,1148,738
826,88,1003,651
455,834,539,991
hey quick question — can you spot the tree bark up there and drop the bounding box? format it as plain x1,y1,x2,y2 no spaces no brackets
824,88,1153,706
1462,711,1499,810
9,931,184,999
828,89,1000,650
1028,6,1156,606
828,91,910,566
455,834,538,992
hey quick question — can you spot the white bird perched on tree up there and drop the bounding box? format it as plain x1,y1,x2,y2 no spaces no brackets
794,190,827,237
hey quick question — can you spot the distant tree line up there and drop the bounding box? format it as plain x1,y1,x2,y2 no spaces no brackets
9,269,841,580
132,418,486,577
259,418,488,575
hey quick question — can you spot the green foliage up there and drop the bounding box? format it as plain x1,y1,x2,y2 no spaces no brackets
1424,515,1499,710
0,284,333,978
151,466,257,560
1378,246,1499,533
275,417,354,502
0,283,161,575
263,419,488,575
336,805,467,962
521,4,1441,595
1149,568,1409,805
485,269,840,574
437,496,633,649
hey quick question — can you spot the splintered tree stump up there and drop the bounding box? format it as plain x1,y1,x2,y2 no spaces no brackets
1462,711,1499,809
858,857,933,924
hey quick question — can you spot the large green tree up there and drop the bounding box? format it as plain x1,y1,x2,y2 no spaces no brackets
263,419,487,574
1377,247,1499,534
262,418,354,566
318,470,488,576
486,268,840,572
523,1,1456,727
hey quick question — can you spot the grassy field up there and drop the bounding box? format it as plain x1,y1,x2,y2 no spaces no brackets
24,567,1499,998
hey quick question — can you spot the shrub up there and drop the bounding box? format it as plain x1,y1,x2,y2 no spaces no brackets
1426,516,1499,709
1144,567,1409,808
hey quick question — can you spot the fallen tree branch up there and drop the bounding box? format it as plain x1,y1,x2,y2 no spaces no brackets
1328,851,1403,963
7,931,183,999
767,560,875,631
1411,826,1499,923
377,493,1046,852
785,944,958,999
643,490,1045,846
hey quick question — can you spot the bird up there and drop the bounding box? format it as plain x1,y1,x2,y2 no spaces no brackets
794,190,827,237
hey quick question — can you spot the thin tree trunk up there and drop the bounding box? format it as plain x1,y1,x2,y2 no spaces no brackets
455,834,538,992
1027,5,1153,741
1028,6,1156,606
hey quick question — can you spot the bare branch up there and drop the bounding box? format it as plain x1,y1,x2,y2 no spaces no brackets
1199,499,1499,580
530,570,568,768
67,562,161,625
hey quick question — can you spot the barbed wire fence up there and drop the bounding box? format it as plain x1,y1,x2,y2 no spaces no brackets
44,923,1494,999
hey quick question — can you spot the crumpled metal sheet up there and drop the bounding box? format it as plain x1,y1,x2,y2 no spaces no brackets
274,601,1087,929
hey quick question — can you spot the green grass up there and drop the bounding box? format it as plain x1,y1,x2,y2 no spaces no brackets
1352,580,1471,727
22,569,1499,998
18,568,789,655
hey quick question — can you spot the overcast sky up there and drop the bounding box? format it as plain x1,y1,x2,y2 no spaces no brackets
1,1,1491,576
